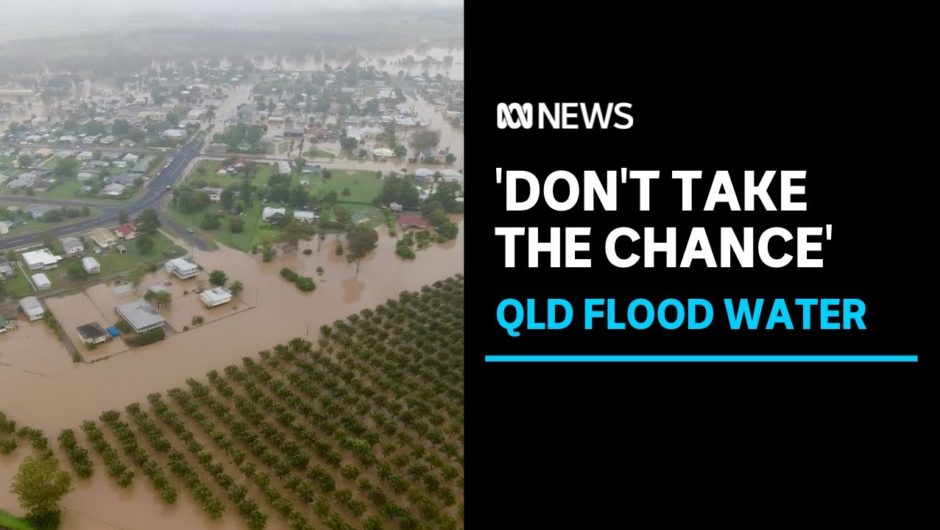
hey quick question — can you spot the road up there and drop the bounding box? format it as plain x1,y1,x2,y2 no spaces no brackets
0,140,206,252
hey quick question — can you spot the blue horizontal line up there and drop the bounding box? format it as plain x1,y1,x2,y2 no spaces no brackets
485,355,919,363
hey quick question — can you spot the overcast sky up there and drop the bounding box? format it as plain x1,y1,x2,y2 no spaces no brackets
0,0,462,37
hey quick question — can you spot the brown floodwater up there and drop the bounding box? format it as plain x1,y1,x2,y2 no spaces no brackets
0,221,462,530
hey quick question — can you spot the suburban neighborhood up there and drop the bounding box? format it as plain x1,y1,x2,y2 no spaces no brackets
0,4,464,530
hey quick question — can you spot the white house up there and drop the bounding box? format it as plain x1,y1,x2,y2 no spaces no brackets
415,168,435,182
116,299,165,333
19,296,45,321
77,151,94,161
82,257,101,274
22,248,63,270
440,169,463,183
262,207,286,222
161,129,187,140
165,257,199,279
60,237,84,256
199,187,224,203
32,272,52,290
293,210,318,223
100,183,126,196
200,287,233,308
276,161,291,175
77,322,110,345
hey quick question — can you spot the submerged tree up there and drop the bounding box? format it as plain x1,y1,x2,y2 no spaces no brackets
11,453,72,524
346,225,378,276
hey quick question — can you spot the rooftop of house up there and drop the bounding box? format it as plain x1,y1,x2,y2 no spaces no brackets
77,322,108,341
116,299,165,330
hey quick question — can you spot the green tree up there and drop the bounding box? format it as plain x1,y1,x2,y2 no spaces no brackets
229,217,244,233
137,208,161,235
229,281,243,297
346,225,378,275
339,136,358,152
112,119,131,135
209,270,228,287
393,144,407,158
145,290,172,308
445,152,457,164
412,130,441,152
10,453,72,520
278,221,310,253
39,230,56,250
81,205,90,216
128,264,147,287
201,214,221,230
220,189,235,210
17,153,33,168
136,235,155,254
333,206,352,229
67,260,87,280
293,157,306,169
53,156,80,179
118,210,129,224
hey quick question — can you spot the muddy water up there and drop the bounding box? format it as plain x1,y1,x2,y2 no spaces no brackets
0,316,73,377
0,222,461,529
0,221,462,432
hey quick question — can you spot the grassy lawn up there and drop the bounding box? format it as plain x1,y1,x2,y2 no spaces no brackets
91,231,186,275
0,510,35,530
170,163,383,252
189,160,274,188
164,200,266,252
40,177,84,199
304,148,336,159
309,169,382,204
4,272,34,299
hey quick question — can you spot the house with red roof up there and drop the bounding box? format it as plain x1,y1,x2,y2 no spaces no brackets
398,214,431,230
115,223,137,240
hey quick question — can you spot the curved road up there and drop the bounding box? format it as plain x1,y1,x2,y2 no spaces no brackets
0,140,206,252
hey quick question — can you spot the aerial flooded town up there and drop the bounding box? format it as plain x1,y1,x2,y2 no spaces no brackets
0,2,464,529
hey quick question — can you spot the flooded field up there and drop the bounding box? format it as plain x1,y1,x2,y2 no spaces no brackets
0,221,461,431
0,221,462,529
0,317,72,377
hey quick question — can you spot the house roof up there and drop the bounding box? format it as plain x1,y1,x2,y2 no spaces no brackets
19,296,44,316
77,322,108,341
200,287,232,304
262,207,286,219
116,224,136,236
398,214,430,228
89,228,115,243
116,299,165,330
82,257,100,269
21,248,62,267
31,272,51,286
60,236,82,249
166,257,198,272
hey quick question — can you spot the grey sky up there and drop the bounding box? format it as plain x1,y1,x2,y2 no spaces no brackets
0,0,462,36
